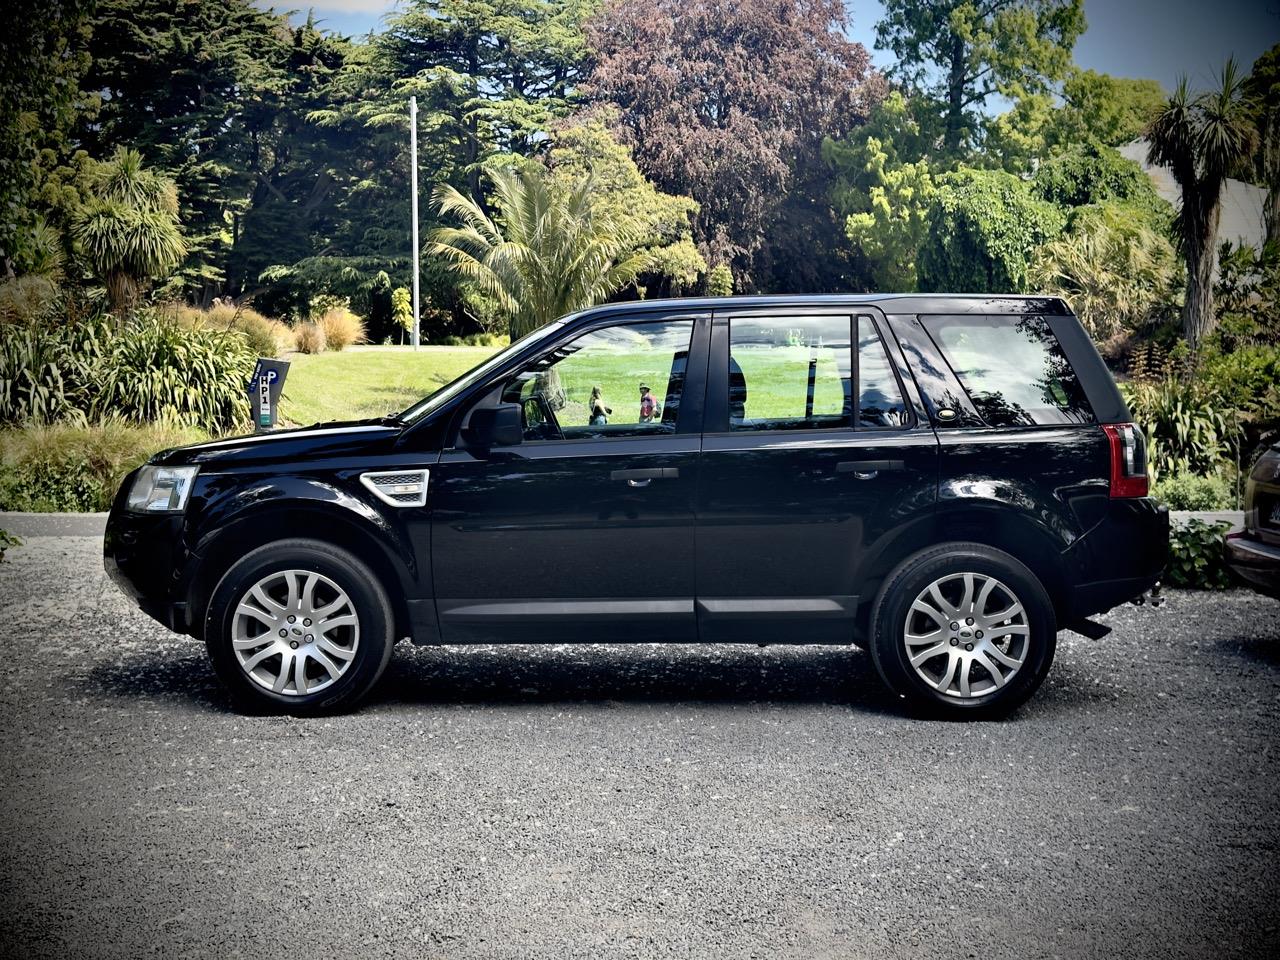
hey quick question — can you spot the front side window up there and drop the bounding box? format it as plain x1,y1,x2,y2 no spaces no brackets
921,315,1094,427
501,320,694,441
727,315,908,432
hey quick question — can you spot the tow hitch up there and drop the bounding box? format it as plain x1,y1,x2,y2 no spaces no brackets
1130,582,1165,608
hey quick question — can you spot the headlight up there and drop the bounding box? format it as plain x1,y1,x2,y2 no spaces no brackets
127,465,199,513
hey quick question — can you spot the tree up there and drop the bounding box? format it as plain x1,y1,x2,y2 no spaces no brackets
586,0,882,287
1242,44,1280,245
840,140,937,291
429,165,656,337
391,287,414,345
71,148,187,315
546,112,705,293
1031,142,1168,216
79,0,296,300
379,0,595,199
917,168,1064,292
1031,202,1180,346
1147,62,1259,346
1,1,93,276
987,70,1166,169
876,0,1085,157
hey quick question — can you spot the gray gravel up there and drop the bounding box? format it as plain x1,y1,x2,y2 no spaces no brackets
1,534,1278,960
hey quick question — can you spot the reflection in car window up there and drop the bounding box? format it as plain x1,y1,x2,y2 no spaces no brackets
501,320,694,441
857,316,909,428
922,315,1095,427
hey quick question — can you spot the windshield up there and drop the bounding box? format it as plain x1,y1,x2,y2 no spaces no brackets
398,321,567,423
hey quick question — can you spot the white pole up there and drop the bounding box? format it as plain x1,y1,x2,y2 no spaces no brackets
409,95,420,352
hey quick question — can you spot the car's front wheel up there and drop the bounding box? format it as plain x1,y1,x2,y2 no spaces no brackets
205,539,395,715
869,543,1057,720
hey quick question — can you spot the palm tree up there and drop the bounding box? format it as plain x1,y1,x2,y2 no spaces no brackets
429,165,656,339
1147,61,1258,346
72,147,186,316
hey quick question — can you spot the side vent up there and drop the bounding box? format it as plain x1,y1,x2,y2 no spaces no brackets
360,469,429,507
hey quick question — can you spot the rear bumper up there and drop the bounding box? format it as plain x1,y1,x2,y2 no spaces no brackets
1067,498,1169,619
1225,532,1280,600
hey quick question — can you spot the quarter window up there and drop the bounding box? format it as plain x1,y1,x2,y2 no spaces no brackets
922,315,1094,427
501,320,694,441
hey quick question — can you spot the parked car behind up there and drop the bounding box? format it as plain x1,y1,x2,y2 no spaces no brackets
1226,445,1280,599
105,295,1168,719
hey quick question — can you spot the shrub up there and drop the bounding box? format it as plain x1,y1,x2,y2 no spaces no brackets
316,307,366,351
294,321,326,354
1152,471,1234,510
93,317,255,433
0,316,107,426
1031,202,1180,345
1120,376,1228,481
171,302,291,358
917,169,1065,293
0,529,20,563
439,332,511,347
1165,519,1232,590
0,421,206,512
0,274,61,326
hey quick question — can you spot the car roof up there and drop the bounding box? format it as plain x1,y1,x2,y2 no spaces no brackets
567,293,1072,324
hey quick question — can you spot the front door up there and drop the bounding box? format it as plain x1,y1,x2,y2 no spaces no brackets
429,312,710,642
696,309,939,642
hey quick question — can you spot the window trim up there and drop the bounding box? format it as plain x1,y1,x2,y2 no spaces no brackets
709,310,914,437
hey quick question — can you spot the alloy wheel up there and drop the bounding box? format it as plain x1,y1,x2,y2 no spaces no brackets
902,572,1029,699
231,569,360,696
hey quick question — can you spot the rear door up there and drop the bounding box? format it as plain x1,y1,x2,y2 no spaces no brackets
695,307,939,643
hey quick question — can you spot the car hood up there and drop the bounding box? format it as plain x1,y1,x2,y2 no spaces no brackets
150,419,404,468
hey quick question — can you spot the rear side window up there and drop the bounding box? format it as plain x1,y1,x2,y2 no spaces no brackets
726,315,909,432
921,315,1094,427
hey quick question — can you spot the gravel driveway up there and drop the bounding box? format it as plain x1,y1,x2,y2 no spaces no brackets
1,532,1278,959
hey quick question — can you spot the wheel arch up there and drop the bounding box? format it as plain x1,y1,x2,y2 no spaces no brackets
184,497,419,643
855,506,1071,637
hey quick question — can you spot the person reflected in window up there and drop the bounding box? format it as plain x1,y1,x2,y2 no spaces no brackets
638,382,660,422
588,385,611,427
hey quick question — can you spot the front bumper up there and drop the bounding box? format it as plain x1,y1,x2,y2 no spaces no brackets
103,475,195,634
1225,532,1280,600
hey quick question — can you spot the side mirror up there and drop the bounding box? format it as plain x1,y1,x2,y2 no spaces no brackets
465,402,523,448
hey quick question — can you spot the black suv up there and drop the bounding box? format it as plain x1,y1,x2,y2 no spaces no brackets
105,295,1168,718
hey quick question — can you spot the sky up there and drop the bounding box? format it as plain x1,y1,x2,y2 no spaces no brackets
272,0,1280,99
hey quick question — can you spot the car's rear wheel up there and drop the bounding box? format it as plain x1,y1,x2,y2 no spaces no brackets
869,543,1056,720
205,539,394,715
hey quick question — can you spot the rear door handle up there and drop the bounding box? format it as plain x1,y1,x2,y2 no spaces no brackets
611,467,679,487
836,459,905,478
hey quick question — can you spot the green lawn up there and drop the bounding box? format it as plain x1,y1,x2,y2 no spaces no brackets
279,346,497,426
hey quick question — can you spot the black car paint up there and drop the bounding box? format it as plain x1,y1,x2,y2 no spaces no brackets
104,294,1169,648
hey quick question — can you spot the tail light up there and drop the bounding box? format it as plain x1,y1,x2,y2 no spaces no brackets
1102,423,1149,498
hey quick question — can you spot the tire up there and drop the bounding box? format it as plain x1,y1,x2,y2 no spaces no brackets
204,539,395,715
869,542,1056,720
